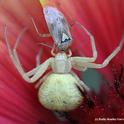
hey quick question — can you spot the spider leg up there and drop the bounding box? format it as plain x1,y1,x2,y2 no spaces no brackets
36,49,43,67
70,71,90,92
5,27,40,76
72,34,124,69
4,25,26,75
12,28,52,81
27,43,54,77
36,42,55,66
73,21,97,62
35,71,52,89
9,27,37,78
4,26,52,83
87,35,124,69
13,27,28,66
31,17,51,37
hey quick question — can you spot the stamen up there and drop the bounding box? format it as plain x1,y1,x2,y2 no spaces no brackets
112,64,124,99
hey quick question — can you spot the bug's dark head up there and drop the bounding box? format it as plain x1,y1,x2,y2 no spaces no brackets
43,6,72,51
56,31,72,51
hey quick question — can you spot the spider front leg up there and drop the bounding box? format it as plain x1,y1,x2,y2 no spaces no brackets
4,26,28,75
73,21,97,62
36,49,43,67
72,34,124,69
31,17,51,38
4,26,52,83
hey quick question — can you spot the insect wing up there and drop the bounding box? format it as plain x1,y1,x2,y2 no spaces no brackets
43,6,72,50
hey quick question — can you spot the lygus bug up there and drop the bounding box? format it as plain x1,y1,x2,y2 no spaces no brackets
31,6,72,51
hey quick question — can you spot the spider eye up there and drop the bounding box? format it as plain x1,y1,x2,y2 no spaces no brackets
61,33,71,43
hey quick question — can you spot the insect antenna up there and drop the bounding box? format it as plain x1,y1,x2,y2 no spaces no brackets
38,42,53,48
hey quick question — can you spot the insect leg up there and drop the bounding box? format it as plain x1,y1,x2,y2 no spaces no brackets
31,17,51,37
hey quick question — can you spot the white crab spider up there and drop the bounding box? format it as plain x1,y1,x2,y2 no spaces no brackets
4,22,124,111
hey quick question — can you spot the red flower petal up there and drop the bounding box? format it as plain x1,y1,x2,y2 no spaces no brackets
0,0,124,124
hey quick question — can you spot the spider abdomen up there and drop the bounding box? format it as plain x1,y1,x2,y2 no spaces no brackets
38,73,83,111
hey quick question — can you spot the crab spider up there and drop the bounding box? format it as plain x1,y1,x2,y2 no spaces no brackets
4,24,124,111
